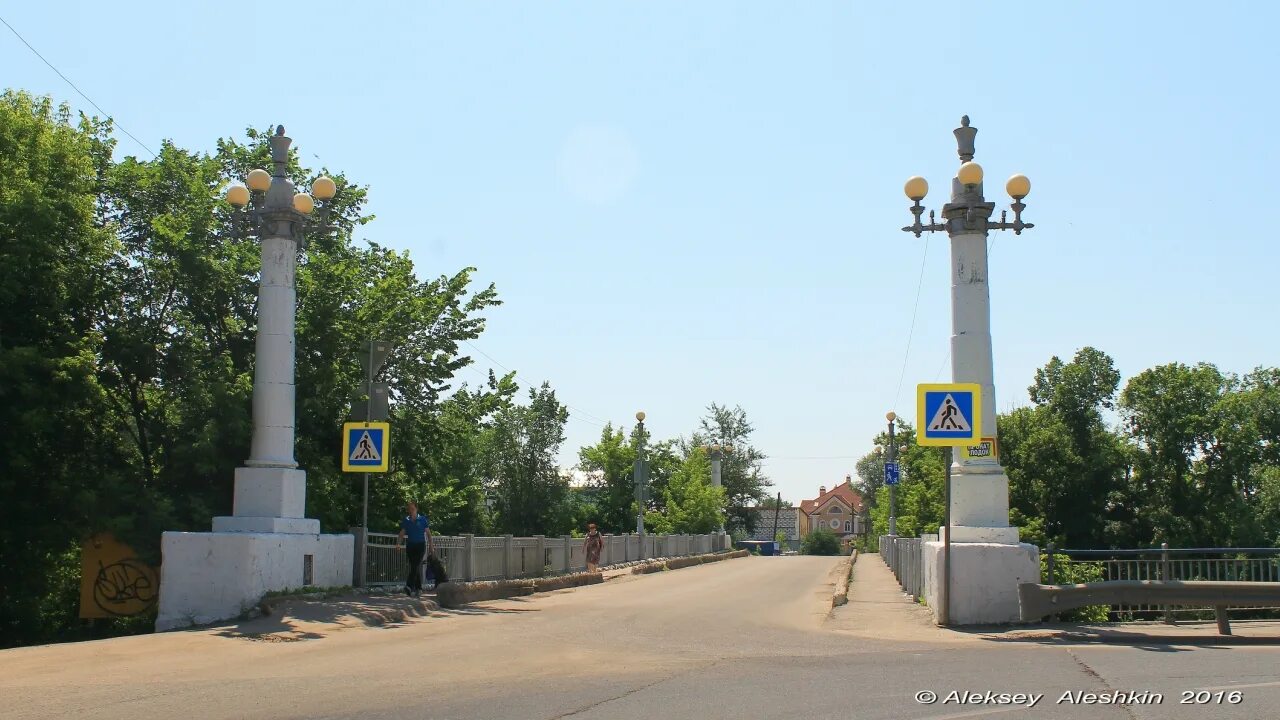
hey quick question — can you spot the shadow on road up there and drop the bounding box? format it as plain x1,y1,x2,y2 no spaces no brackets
953,622,1280,649
206,592,442,641
434,597,541,616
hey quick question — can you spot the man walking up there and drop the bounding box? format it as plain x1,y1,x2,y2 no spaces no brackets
397,501,432,598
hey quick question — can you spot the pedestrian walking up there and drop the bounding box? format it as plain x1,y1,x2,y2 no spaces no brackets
583,523,604,573
396,501,433,598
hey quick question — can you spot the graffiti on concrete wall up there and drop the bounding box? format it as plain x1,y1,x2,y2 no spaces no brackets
79,533,159,619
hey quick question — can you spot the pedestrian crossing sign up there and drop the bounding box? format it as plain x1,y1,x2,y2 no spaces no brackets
916,383,982,446
342,422,390,472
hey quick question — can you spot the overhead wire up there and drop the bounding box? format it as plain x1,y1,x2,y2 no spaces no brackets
1,14,156,159
461,339,611,429
890,234,931,413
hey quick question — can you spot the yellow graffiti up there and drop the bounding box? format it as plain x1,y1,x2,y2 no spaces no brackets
79,533,159,619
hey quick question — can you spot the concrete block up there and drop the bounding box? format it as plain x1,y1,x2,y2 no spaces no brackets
922,540,1039,625
212,516,320,534
155,531,353,631
232,466,307,518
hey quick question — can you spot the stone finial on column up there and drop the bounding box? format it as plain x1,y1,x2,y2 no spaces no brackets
954,115,977,163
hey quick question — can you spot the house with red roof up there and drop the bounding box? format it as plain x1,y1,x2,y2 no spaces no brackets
798,475,865,549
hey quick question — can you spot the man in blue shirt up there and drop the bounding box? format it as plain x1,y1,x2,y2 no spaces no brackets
396,501,433,598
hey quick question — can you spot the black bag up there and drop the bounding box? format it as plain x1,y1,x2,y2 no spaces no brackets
426,552,448,584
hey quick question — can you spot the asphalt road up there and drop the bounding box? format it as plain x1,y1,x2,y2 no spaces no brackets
2,555,1278,720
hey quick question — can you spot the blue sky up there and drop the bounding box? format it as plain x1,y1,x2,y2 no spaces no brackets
4,2,1277,505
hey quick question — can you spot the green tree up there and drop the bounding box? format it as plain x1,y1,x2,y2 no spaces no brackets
802,527,841,555
576,423,639,533
1005,347,1128,548
483,382,571,536
0,98,510,647
692,403,771,532
0,91,127,648
646,448,725,534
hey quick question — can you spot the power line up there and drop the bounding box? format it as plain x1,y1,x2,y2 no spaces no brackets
0,14,156,159
891,234,931,412
461,339,610,428
760,455,862,461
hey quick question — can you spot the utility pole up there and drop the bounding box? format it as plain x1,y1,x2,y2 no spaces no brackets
770,491,782,552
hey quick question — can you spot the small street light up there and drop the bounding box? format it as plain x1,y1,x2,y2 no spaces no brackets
885,411,898,537
634,411,648,549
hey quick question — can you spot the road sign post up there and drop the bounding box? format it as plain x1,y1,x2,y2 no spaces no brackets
347,340,392,588
916,382,981,626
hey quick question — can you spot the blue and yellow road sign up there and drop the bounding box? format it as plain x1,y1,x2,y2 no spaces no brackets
916,383,982,446
342,422,390,472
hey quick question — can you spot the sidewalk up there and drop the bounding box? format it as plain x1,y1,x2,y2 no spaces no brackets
832,553,1280,646
828,551,972,643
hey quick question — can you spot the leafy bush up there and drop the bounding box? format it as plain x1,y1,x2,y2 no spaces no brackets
1041,553,1109,622
801,528,842,556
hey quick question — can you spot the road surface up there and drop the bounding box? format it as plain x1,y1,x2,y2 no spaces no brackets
2,555,1278,719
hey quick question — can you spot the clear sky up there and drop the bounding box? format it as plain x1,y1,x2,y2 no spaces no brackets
4,2,1277,505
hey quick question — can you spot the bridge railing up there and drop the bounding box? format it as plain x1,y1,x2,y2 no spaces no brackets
1041,544,1280,620
361,530,732,588
879,533,937,602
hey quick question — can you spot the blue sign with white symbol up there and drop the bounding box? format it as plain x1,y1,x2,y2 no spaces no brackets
884,461,900,486
916,383,982,446
342,421,390,472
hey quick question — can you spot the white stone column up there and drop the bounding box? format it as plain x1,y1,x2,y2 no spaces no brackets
947,215,1016,544
248,225,298,469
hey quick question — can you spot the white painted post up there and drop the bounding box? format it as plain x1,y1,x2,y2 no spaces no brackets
463,533,475,581
604,534,613,566
502,534,513,579
562,535,572,573
534,535,545,575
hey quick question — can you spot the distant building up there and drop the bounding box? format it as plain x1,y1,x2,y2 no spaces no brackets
745,506,799,544
798,476,865,550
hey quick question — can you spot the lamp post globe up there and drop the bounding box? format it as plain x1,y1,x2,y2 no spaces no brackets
246,168,271,192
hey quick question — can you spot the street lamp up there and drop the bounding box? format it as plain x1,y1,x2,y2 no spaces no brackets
634,411,648,554
885,411,898,537
899,116,1038,626
703,440,733,534
220,125,338,476
902,116,1032,239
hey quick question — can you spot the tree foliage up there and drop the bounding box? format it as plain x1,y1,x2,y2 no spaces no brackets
0,91,515,647
802,527,842,555
867,346,1280,554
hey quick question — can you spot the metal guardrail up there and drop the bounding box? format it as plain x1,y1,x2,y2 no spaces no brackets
1042,544,1280,618
1019,580,1280,634
362,531,732,587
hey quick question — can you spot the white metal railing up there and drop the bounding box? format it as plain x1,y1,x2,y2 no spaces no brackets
361,531,732,587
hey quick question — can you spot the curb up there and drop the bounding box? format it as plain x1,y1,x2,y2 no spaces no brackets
832,549,859,607
631,549,750,575
436,571,604,608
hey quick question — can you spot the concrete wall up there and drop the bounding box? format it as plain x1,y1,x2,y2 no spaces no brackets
922,540,1039,625
156,531,353,631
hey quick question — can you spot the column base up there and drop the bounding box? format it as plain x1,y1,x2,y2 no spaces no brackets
212,516,320,534
232,466,306,519
155,530,353,631
923,540,1040,625
941,524,1020,544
